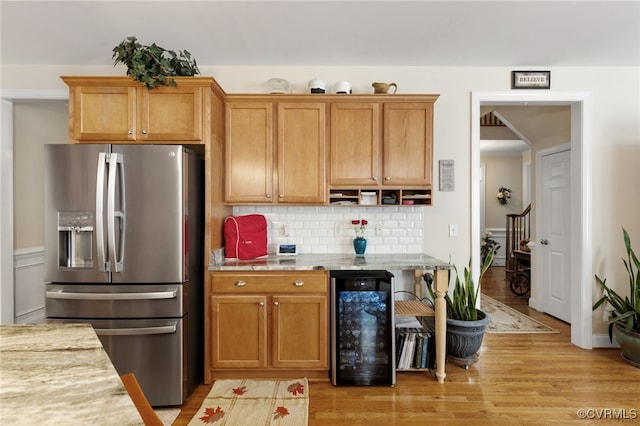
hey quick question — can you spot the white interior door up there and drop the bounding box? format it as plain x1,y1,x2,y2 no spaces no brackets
540,148,571,322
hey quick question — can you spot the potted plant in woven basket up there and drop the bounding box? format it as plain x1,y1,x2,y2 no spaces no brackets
593,227,640,368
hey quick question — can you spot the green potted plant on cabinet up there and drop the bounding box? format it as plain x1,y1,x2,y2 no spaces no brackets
112,36,200,89
592,227,640,368
427,248,494,368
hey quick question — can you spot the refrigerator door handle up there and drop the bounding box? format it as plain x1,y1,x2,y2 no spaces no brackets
107,152,125,273
46,289,178,301
96,152,108,272
94,324,178,336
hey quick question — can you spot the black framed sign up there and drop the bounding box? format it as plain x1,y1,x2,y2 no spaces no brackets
511,71,551,89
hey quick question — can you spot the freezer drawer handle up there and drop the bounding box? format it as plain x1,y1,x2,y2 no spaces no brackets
45,289,177,301
94,324,177,336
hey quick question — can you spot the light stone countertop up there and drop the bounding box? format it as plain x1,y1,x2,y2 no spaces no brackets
0,323,143,425
209,252,451,271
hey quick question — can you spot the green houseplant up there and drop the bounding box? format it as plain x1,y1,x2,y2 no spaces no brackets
427,248,494,367
112,36,200,89
441,247,495,321
592,227,640,367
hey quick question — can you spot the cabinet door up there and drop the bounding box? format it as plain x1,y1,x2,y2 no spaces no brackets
330,103,381,185
383,103,433,186
70,86,136,141
277,103,327,204
225,103,275,203
138,86,203,141
271,295,328,369
210,295,268,369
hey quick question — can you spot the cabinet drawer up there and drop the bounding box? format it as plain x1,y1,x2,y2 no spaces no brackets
211,272,327,294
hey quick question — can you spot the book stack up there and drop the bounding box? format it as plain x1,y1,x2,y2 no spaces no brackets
395,327,435,370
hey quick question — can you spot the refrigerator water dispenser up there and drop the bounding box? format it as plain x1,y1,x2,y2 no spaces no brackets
58,211,94,269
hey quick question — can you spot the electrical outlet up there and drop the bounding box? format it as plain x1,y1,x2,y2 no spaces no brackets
283,224,292,236
449,224,458,237
375,223,383,236
334,224,342,236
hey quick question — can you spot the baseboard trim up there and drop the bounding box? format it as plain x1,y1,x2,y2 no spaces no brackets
592,333,619,348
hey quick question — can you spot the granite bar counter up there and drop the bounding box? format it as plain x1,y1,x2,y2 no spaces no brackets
0,324,143,425
209,252,451,272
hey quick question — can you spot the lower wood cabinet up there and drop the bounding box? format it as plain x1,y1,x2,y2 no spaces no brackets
209,271,329,379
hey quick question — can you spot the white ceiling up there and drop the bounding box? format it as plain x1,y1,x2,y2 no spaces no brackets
2,1,639,68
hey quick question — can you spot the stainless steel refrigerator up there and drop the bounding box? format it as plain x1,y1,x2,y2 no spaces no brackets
44,144,204,406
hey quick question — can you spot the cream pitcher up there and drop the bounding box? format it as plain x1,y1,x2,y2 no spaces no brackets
372,82,397,94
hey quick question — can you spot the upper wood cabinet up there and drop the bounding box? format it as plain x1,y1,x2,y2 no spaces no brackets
225,98,327,204
277,103,327,204
330,100,435,188
330,103,381,186
224,102,274,203
383,102,434,187
62,76,209,143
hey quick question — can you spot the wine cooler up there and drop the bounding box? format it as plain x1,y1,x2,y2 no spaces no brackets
330,270,395,386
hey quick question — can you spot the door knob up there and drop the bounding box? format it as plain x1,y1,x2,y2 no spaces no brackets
540,239,549,245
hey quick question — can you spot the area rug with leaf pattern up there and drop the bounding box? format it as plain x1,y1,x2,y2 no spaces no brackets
188,378,308,425
481,295,559,334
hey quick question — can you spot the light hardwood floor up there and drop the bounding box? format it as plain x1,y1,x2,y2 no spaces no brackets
173,267,640,425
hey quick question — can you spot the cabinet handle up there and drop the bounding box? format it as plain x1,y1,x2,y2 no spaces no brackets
384,176,391,181
141,130,148,135
234,280,246,287
293,280,304,287
273,301,279,306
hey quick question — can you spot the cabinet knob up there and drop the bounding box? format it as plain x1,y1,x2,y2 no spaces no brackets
279,194,284,198
141,130,148,135
127,130,133,135
273,301,279,306
259,301,264,307
372,176,378,182
266,194,272,198
293,281,305,287
384,176,391,181
234,280,246,287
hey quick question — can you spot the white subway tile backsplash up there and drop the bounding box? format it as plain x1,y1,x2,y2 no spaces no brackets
233,205,424,254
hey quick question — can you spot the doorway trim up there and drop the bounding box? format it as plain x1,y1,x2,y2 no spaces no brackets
471,91,593,349
0,89,67,323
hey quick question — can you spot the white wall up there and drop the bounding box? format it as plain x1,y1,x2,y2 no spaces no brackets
2,64,639,335
13,101,68,248
481,155,524,229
